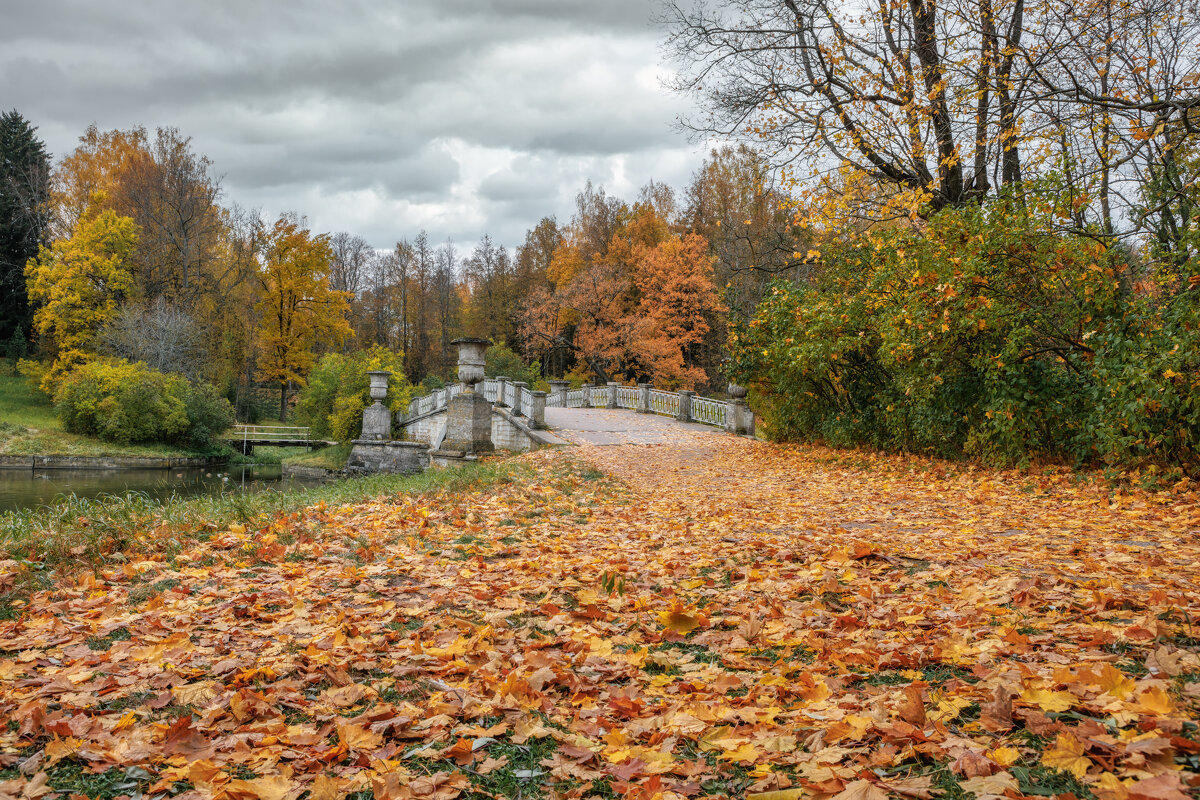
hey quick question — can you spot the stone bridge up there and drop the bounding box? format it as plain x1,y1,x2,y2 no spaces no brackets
345,339,755,473
395,377,754,451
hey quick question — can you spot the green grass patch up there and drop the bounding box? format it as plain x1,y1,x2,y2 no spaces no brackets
281,442,352,470
86,626,132,651
0,375,57,429
128,578,182,605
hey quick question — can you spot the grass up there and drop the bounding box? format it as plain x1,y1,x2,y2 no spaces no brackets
0,458,523,595
0,375,229,459
283,442,353,471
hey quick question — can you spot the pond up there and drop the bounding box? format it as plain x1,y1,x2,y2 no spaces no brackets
0,463,325,514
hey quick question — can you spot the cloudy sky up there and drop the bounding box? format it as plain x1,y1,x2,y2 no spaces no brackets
2,0,710,250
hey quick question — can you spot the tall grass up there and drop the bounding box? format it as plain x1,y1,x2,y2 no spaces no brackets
0,460,519,579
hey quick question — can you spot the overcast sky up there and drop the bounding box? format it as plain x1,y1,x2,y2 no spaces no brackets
2,0,710,250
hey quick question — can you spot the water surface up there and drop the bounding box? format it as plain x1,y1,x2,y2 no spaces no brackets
0,464,322,513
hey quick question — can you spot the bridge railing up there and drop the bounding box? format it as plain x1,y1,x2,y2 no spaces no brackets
691,395,727,427
649,390,679,417
398,379,753,436
231,424,312,441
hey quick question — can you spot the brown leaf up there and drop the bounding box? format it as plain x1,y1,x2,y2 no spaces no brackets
898,685,927,727
830,779,890,800
980,687,1014,732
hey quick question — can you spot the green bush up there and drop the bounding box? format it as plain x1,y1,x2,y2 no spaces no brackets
55,359,233,449
485,343,541,387
182,382,237,450
729,187,1200,473
294,346,412,442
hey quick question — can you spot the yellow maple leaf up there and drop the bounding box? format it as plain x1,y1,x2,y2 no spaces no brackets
1135,686,1175,715
1020,687,1076,712
1042,734,1091,778
1094,772,1131,800
748,790,806,800
987,746,1021,767
658,608,703,635
719,742,760,763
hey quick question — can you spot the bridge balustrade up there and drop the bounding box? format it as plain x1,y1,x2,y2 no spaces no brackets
649,390,680,417
690,395,727,427
396,379,751,436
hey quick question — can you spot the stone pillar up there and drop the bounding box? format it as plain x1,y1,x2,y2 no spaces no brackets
725,383,753,436
360,370,392,440
637,383,652,414
511,381,528,416
676,390,695,423
607,381,620,409
439,338,494,456
528,390,547,429
495,376,510,407
548,380,570,406
581,383,593,408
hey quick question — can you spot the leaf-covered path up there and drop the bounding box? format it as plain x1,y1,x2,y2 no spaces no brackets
3,428,1200,800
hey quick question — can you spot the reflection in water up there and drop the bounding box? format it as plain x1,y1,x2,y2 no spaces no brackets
0,464,323,513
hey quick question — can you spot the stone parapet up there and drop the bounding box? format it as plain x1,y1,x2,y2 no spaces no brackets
346,440,430,475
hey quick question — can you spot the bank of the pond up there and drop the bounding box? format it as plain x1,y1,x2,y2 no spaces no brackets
0,375,234,465
0,458,518,593
280,441,353,478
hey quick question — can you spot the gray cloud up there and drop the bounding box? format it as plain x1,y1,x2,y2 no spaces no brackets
0,0,707,249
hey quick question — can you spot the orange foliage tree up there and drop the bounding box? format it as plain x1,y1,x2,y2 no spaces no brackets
521,189,724,390
630,233,724,388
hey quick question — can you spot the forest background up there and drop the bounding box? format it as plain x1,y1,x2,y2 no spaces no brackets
1,0,1198,476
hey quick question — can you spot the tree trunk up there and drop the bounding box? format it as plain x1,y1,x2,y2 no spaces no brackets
279,382,287,422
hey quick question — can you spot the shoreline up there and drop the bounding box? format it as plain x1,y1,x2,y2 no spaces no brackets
0,454,229,471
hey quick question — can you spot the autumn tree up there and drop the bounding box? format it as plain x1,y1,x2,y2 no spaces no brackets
516,183,724,388
630,234,725,388
0,111,51,343
48,125,262,398
50,125,146,239
254,216,352,420
663,0,1200,240
462,234,516,347
116,127,224,301
24,206,139,391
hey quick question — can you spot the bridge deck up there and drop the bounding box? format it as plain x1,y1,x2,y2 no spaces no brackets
543,407,721,446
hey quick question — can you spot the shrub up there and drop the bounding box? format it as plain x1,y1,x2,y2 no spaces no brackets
182,382,237,450
55,358,233,449
485,343,541,387
294,346,412,442
728,187,1198,472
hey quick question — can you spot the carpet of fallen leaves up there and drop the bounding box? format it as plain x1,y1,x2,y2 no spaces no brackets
3,428,1200,800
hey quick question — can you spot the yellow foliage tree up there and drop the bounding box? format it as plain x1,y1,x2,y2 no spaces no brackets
254,216,352,420
24,204,139,394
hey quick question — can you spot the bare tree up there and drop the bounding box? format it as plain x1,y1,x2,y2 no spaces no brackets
329,231,372,295
98,297,207,378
